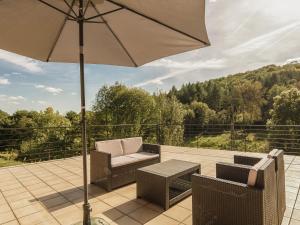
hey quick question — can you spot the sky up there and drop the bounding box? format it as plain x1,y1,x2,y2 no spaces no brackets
1,0,300,114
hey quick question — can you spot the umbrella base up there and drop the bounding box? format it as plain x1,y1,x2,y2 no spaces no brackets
73,217,109,225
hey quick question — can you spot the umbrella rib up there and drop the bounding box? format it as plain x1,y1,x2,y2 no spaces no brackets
37,0,76,20
46,0,76,62
106,0,210,46
90,2,138,67
84,7,124,21
63,0,77,17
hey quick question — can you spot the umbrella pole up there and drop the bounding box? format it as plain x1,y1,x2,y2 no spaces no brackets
79,1,91,225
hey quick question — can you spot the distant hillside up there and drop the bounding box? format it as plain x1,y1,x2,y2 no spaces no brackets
169,63,300,124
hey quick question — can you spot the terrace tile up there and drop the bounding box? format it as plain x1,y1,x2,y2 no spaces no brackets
0,146,299,225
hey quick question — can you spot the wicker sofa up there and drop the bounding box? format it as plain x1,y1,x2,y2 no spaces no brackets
234,149,286,225
90,137,161,191
192,156,278,225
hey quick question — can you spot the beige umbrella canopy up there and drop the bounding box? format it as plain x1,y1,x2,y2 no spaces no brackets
0,0,209,66
0,0,210,224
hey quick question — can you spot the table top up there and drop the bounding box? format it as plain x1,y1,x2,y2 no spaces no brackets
137,159,200,178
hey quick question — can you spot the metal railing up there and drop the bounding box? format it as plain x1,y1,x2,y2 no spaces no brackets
0,124,299,166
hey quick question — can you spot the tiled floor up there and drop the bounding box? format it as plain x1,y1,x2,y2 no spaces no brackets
0,146,299,225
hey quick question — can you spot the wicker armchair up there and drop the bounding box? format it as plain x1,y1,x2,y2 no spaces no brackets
90,137,161,191
234,149,286,225
192,158,278,225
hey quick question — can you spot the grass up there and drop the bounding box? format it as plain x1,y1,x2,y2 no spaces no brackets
186,133,269,153
0,158,22,167
0,152,23,168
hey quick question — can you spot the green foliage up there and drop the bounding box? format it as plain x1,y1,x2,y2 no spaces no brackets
0,158,22,167
185,101,216,125
155,94,186,145
92,85,187,145
1,63,300,164
269,88,300,125
187,133,268,153
172,63,300,124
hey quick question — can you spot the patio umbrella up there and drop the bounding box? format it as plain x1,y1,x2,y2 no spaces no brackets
0,0,210,224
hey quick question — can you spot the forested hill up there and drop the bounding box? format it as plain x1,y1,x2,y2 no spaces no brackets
168,63,300,124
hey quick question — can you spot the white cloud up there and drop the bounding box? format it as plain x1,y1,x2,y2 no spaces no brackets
209,0,217,2
37,100,48,106
35,84,63,95
71,92,77,96
227,21,300,56
0,50,43,73
146,58,226,70
0,77,10,85
0,94,26,105
283,57,300,65
135,58,226,87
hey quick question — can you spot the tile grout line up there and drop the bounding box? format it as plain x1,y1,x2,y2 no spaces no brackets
34,161,111,208
0,189,21,225
288,186,300,225
287,156,299,225
29,163,85,208
48,160,83,177
6,166,61,225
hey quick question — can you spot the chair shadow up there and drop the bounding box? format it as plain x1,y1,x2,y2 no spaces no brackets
31,184,107,212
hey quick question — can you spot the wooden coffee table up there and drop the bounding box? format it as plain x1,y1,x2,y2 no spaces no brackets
136,159,200,210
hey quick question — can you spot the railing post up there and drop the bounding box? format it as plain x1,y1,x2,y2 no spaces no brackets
230,122,234,151
156,123,161,144
244,127,247,152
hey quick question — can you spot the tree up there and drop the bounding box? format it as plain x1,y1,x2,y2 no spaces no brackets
155,94,186,145
269,88,300,125
65,111,80,126
93,84,157,140
185,101,215,125
0,110,11,127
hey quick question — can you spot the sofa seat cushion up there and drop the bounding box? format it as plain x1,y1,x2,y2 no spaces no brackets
95,139,123,157
111,156,140,167
127,152,159,161
122,137,143,155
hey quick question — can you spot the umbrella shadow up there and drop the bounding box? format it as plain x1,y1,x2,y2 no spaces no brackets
31,184,107,212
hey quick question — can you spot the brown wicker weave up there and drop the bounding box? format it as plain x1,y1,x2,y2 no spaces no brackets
137,159,200,210
90,143,161,191
234,150,286,225
192,158,278,225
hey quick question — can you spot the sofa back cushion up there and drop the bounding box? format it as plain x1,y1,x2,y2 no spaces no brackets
95,139,123,157
247,157,271,187
122,137,143,155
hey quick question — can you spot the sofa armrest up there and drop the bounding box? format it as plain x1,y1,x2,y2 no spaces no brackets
234,155,262,166
216,162,251,184
90,150,112,183
142,143,161,155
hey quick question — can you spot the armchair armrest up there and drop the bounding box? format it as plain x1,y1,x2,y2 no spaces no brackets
142,143,161,155
90,150,112,183
192,174,252,195
234,155,262,166
192,174,263,225
216,162,251,184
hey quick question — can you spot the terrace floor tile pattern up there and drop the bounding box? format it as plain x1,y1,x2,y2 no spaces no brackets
0,145,299,225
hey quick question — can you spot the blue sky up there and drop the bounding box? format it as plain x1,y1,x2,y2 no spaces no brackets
1,0,300,114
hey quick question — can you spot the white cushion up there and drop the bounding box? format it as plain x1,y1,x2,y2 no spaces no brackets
95,139,123,157
121,137,143,155
127,152,159,161
111,156,139,167
247,157,269,186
